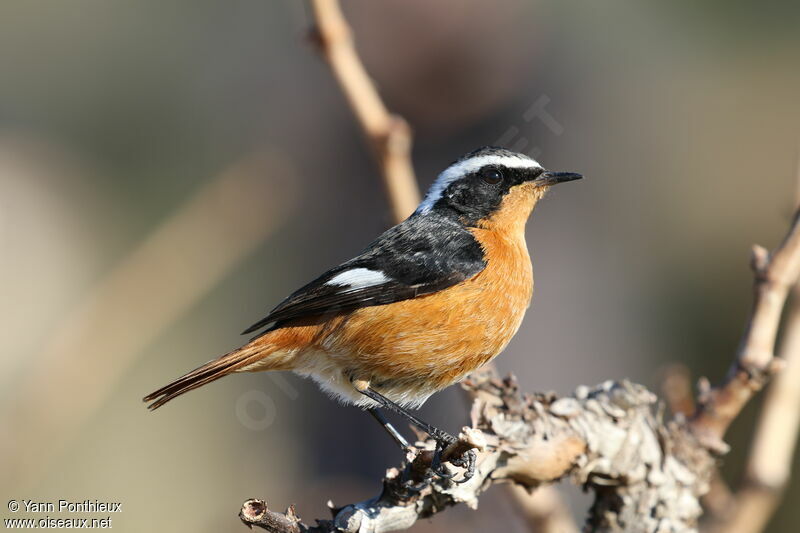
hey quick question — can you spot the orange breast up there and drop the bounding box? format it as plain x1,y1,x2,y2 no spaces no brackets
319,225,533,389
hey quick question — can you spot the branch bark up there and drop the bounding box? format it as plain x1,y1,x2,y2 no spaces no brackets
241,373,713,533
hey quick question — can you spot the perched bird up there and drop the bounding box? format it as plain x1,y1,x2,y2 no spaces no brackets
144,146,581,479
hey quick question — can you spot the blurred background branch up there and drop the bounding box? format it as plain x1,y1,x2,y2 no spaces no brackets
2,153,298,490
309,0,419,223
704,288,800,533
701,158,800,533
689,205,800,451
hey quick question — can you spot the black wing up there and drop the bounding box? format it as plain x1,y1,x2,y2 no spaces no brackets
242,213,486,335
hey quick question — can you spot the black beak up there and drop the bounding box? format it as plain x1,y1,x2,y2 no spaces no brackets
534,171,583,186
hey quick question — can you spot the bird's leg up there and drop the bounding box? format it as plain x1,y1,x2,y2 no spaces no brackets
357,385,456,444
356,384,476,482
368,408,410,450
366,408,432,497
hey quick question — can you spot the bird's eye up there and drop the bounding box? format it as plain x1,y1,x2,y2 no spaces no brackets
480,168,503,185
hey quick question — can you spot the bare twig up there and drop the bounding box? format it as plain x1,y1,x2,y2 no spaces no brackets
308,0,420,223
699,158,800,533
719,290,800,533
241,500,303,533
701,471,736,519
703,266,800,533
689,209,800,452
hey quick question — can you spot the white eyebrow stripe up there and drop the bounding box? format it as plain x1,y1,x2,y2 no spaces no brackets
416,154,542,214
326,268,390,289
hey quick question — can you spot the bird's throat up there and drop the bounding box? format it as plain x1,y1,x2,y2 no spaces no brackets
475,182,544,236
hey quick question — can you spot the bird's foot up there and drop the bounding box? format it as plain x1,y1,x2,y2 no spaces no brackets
448,448,477,482
395,475,430,498
430,440,457,480
429,433,477,484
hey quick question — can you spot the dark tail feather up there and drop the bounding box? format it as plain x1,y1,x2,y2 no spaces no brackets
143,345,260,410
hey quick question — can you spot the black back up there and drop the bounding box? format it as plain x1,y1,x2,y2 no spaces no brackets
242,212,486,334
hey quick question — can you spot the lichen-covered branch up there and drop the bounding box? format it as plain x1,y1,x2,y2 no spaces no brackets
241,372,715,533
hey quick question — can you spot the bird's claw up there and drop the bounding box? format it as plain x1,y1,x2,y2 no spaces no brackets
429,439,476,484
397,476,429,497
430,442,457,480
448,448,476,483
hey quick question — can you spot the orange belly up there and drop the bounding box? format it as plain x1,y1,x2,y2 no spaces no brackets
298,226,533,401
234,185,544,408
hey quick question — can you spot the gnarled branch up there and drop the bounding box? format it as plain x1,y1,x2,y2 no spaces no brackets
241,373,714,533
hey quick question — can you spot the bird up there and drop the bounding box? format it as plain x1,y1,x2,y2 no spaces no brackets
144,146,581,480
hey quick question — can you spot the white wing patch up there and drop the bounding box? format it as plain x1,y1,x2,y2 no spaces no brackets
326,268,389,289
416,154,542,214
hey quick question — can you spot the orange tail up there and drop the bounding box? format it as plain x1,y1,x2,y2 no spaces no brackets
143,334,294,410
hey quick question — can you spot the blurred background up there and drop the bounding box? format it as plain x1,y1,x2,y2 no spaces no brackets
2,1,799,531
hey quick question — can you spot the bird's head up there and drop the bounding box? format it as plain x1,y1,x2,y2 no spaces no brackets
415,147,582,231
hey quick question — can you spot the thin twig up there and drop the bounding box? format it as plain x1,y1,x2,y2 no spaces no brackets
308,0,420,223
703,158,800,533
704,292,800,533
689,208,800,452
701,471,736,519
